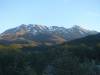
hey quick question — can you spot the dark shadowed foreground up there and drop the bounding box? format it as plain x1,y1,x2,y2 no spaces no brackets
0,34,100,75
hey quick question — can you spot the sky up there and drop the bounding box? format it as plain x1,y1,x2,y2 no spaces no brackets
0,0,100,33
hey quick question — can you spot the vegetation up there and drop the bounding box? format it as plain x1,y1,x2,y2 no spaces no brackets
0,34,100,75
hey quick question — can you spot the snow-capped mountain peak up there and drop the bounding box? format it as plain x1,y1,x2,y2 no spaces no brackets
0,24,98,45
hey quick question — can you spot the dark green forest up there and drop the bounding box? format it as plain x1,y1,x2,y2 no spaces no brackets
0,34,100,75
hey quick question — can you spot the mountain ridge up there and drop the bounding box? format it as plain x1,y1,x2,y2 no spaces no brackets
0,24,98,46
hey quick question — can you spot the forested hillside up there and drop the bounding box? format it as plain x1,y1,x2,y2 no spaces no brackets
0,34,100,75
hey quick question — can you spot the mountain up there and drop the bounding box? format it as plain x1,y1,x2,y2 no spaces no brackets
0,29,100,75
0,24,98,46
66,33,100,46
43,33,100,75
17,33,100,75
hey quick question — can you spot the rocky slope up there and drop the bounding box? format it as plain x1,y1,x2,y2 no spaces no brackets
0,24,98,46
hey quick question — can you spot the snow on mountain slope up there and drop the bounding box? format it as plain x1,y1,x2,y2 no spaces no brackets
0,24,98,45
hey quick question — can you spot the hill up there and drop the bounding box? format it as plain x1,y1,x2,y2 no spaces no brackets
0,24,98,46
0,33,100,75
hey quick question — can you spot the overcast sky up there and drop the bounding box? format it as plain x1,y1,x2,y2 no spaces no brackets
0,0,100,33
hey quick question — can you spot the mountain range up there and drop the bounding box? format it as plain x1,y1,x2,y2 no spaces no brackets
0,24,98,46
0,24,100,75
